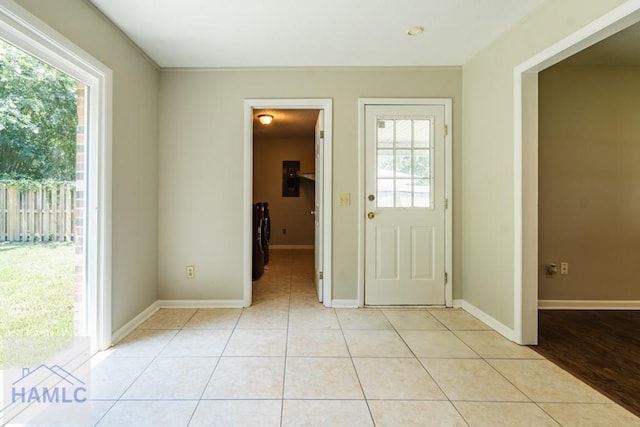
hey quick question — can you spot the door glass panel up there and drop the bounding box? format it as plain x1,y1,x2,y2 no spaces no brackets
377,179,394,207
377,151,394,178
375,116,434,208
395,179,412,207
413,149,429,178
414,120,430,148
377,119,394,148
395,120,412,147
395,149,412,177
413,179,430,207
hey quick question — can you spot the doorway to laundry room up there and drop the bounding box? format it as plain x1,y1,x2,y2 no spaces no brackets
246,99,333,307
252,109,318,293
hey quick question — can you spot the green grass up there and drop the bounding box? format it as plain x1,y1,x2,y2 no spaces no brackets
0,242,75,343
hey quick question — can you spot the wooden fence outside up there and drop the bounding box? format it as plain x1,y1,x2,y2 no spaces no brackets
0,183,76,242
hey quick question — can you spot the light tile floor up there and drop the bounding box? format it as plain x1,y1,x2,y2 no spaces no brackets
18,249,639,426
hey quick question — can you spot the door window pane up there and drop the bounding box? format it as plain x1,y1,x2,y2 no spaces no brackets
377,120,394,148
395,179,412,207
395,150,412,177
375,117,434,208
395,120,412,148
377,179,394,207
413,179,430,207
414,120,430,148
413,150,430,178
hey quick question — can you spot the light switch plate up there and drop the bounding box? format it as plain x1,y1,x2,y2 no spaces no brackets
339,193,351,206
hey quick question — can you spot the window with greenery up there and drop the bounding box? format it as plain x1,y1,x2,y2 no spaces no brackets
376,117,432,208
0,41,77,182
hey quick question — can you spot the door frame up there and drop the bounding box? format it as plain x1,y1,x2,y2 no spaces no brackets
514,1,640,344
243,99,333,307
0,0,113,352
357,98,453,307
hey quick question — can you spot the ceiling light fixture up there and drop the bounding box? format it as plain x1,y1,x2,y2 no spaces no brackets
406,25,424,36
258,114,273,125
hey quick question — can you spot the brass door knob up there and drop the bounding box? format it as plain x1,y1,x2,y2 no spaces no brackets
367,212,375,219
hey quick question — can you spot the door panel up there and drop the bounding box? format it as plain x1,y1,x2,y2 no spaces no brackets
411,226,434,280
365,104,446,305
375,226,399,280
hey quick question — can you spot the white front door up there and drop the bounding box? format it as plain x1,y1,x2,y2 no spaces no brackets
365,104,447,305
314,110,324,302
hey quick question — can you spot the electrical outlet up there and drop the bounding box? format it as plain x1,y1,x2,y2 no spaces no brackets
545,263,557,278
339,193,351,206
186,265,195,279
560,262,569,275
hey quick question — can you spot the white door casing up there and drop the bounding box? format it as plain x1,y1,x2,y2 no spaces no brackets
359,99,452,307
244,99,333,307
314,110,324,302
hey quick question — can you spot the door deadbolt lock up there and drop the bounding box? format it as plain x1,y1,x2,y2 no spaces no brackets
368,194,375,201
367,212,375,219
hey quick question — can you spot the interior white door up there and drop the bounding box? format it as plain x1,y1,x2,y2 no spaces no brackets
314,110,324,302
365,104,446,305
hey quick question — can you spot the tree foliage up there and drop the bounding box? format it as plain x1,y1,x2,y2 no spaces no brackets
0,41,77,181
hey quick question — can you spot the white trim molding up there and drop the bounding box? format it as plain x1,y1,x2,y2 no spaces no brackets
158,299,245,309
110,302,160,345
539,300,640,310
461,300,514,341
269,245,314,250
331,299,359,308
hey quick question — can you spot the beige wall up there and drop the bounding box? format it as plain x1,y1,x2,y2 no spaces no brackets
462,0,628,329
539,64,640,300
158,67,462,301
253,135,315,246
15,0,160,332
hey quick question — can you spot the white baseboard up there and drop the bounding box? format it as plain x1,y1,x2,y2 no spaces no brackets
331,299,359,308
109,299,246,346
269,245,314,250
452,299,464,308
157,299,246,308
110,301,160,345
461,300,515,341
539,300,640,310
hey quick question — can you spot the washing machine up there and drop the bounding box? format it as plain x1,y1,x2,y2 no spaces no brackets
252,203,264,280
261,202,271,265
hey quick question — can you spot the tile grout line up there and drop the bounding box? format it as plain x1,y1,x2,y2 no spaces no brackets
279,249,294,427
186,306,242,426
378,309,472,427
94,309,200,426
338,313,377,426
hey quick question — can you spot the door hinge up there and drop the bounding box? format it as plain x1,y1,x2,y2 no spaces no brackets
445,124,448,136
445,272,448,284
319,130,325,139
318,271,323,280
444,198,449,209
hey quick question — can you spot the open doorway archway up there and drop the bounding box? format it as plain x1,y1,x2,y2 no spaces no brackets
514,1,640,344
244,99,333,307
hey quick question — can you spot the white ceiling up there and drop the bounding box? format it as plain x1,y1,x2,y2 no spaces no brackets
89,0,545,68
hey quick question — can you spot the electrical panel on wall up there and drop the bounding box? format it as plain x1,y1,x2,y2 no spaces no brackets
282,160,300,197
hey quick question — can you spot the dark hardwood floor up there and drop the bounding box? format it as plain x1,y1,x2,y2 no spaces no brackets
532,310,640,417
